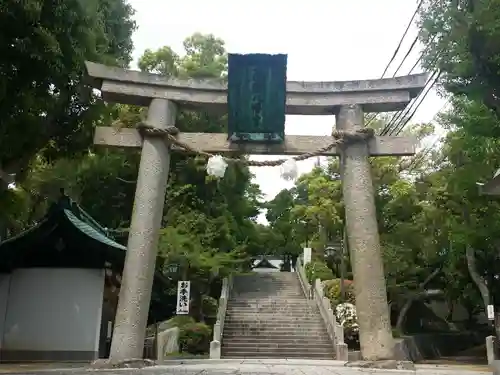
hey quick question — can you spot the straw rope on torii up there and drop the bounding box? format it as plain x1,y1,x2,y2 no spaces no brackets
135,120,375,167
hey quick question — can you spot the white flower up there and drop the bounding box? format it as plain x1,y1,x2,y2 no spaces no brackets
336,302,358,332
206,155,228,178
280,159,298,181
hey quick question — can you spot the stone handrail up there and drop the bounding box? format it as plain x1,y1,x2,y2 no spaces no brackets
296,257,348,361
209,275,233,359
296,257,310,299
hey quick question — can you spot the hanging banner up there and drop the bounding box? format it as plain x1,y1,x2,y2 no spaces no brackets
176,280,190,315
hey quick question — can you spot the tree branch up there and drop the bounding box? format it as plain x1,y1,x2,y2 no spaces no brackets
395,267,442,332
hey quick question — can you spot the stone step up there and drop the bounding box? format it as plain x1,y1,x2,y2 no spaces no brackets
221,353,334,359
223,328,328,336
220,349,333,358
231,296,305,299
227,307,318,312
225,315,324,321
231,294,305,298
226,307,315,314
234,281,301,284
222,341,333,353
224,320,325,326
227,309,319,315
225,316,323,322
234,274,299,279
233,284,301,287
224,326,326,333
223,337,332,345
222,333,331,341
228,301,311,306
229,295,308,305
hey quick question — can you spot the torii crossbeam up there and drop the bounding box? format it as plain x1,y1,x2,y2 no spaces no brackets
85,60,427,363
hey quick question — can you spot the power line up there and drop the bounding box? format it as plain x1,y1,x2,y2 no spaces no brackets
380,49,444,136
366,0,430,129
403,100,450,173
379,0,425,78
384,70,441,136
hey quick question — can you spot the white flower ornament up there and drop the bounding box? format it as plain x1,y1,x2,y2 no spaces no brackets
206,155,228,178
280,159,298,181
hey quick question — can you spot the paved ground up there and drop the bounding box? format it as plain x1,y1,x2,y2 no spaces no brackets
0,359,492,375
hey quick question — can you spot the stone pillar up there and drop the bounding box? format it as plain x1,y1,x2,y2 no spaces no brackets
487,336,496,365
336,104,394,360
303,247,312,265
109,99,176,361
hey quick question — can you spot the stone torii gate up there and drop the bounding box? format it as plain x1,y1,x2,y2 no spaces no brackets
85,59,427,363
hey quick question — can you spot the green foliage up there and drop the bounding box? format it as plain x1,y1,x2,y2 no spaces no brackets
202,295,218,321
179,322,212,354
150,316,195,337
323,279,355,308
304,261,334,284
0,0,136,180
419,0,500,119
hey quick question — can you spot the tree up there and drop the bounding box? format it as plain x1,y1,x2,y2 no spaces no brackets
419,0,500,120
0,0,136,182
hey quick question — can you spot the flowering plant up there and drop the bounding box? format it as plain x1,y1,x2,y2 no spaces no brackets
335,302,359,344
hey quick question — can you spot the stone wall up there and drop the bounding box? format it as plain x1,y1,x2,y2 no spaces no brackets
394,331,486,362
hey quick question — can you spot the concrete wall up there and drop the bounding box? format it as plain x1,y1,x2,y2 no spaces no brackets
0,274,11,355
0,268,105,361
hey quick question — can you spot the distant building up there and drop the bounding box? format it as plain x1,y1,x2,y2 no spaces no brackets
252,256,282,273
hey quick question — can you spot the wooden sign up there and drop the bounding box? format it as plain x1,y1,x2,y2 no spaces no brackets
227,53,287,143
176,281,190,315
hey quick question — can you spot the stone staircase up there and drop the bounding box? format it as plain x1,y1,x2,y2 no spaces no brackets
221,272,334,359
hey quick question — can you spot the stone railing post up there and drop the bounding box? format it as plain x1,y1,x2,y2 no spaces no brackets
210,275,232,359
487,335,497,365
310,276,348,361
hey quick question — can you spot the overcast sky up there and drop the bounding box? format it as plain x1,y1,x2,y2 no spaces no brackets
128,0,446,223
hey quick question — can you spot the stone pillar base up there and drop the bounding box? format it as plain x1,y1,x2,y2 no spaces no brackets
209,340,221,359
487,335,497,365
335,343,348,361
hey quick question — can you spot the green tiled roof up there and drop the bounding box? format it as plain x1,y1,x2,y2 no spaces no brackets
64,209,126,251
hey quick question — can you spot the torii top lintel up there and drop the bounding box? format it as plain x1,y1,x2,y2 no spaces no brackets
85,62,428,115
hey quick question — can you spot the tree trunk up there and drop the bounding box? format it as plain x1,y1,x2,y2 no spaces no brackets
465,245,490,313
395,267,441,333
445,300,455,322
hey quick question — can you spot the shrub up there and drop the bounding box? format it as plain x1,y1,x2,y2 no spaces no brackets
304,261,334,284
202,295,218,320
179,322,212,354
148,315,195,336
323,278,355,309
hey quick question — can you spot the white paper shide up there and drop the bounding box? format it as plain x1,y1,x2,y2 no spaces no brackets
280,159,298,181
176,280,191,315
